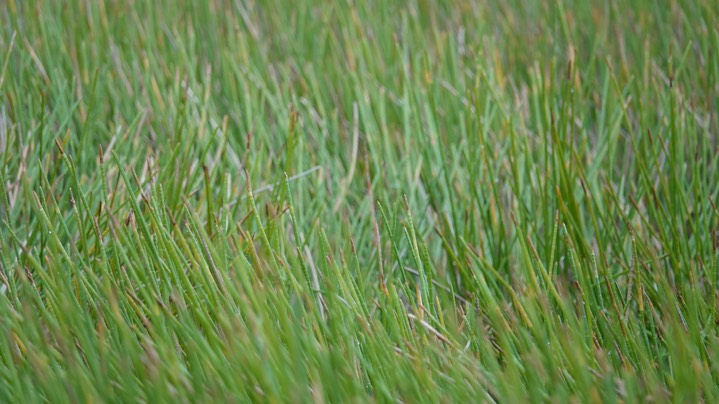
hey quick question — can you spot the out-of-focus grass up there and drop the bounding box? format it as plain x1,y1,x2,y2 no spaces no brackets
1,0,718,401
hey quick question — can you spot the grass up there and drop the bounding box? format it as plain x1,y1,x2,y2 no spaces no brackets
1,0,718,401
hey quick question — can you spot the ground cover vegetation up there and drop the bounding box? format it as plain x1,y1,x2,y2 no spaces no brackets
1,0,719,401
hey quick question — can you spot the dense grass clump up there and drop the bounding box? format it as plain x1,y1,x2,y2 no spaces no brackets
1,0,718,401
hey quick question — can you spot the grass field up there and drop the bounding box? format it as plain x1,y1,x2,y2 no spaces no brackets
1,0,718,401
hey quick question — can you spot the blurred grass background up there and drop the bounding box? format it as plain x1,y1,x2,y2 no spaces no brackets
1,0,718,401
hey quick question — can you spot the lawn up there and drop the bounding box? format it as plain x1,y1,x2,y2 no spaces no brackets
1,0,718,401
